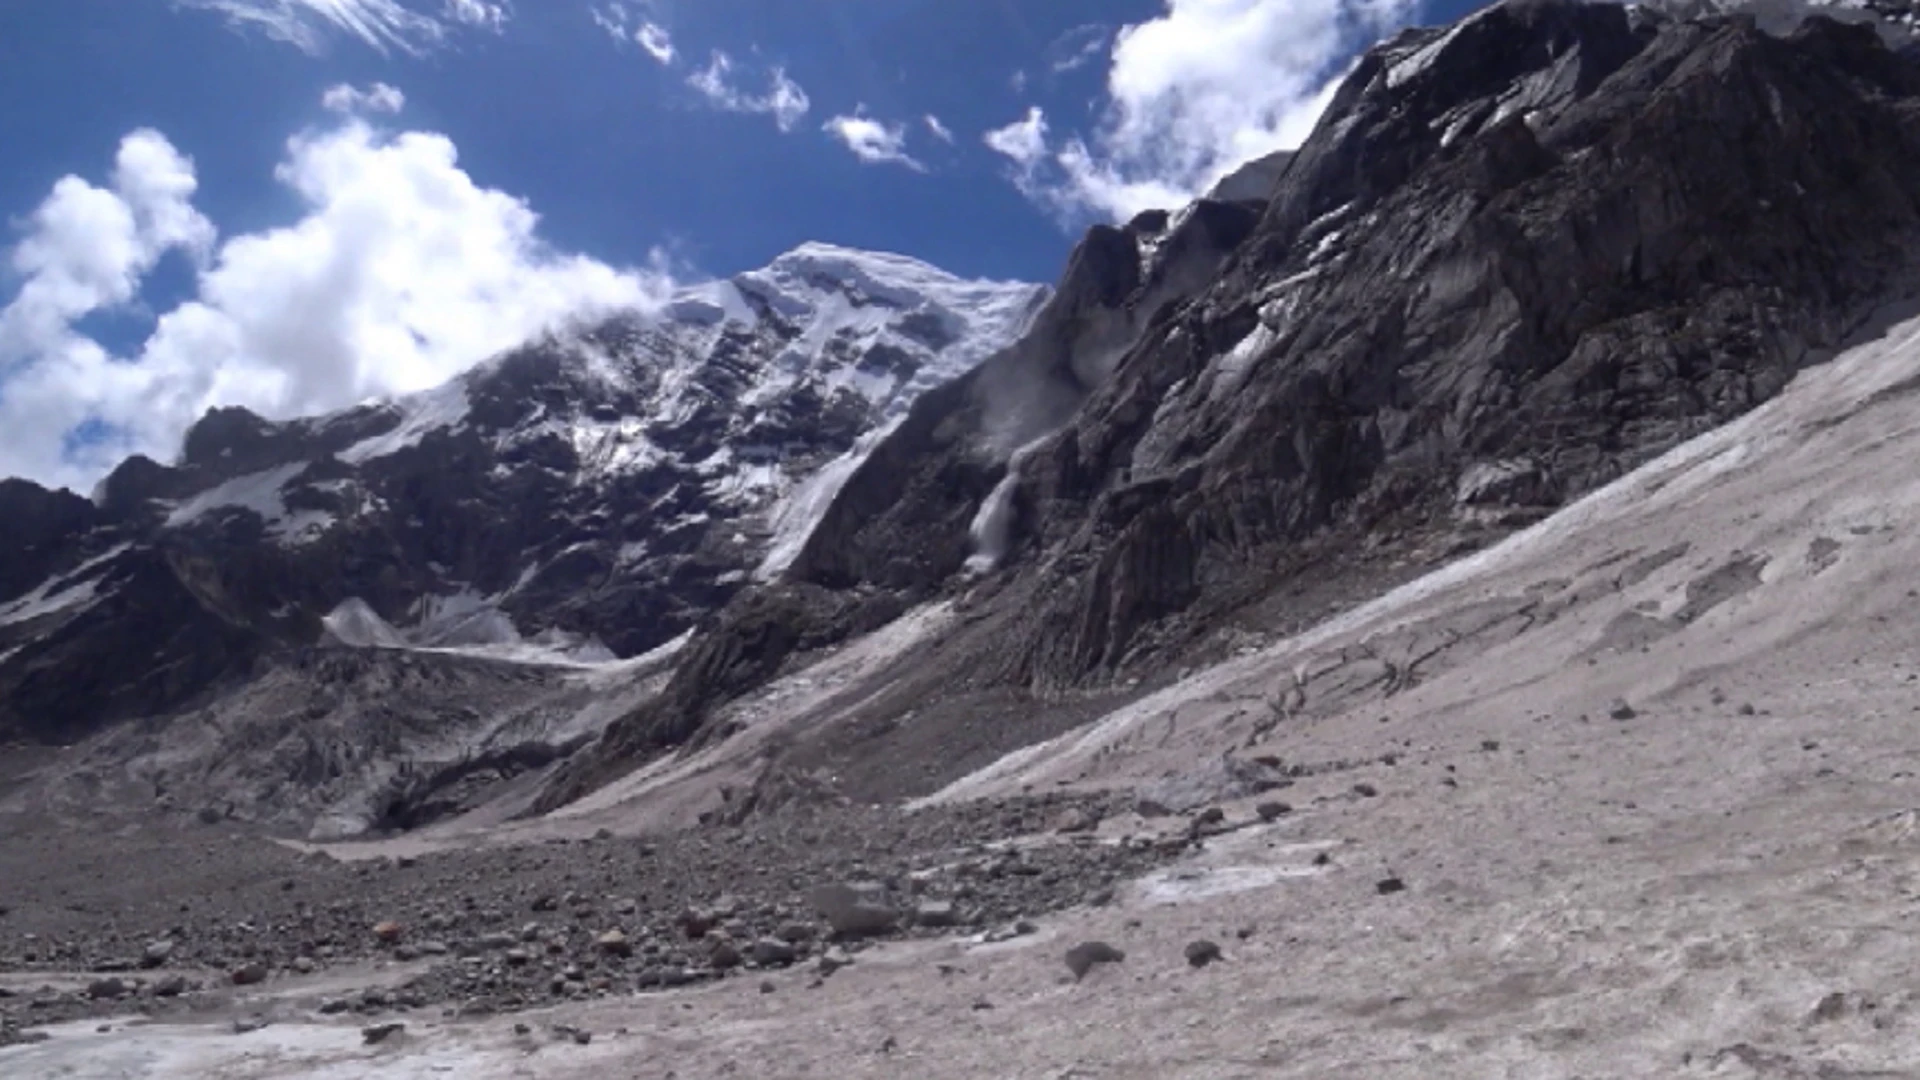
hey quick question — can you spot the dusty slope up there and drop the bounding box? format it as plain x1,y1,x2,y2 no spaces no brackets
14,297,1920,1080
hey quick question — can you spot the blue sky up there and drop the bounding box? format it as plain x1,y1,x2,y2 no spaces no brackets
0,0,1460,490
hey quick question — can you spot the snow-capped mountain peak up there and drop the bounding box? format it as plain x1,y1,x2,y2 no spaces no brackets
0,244,1046,751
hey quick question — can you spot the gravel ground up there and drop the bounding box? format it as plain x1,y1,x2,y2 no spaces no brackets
0,790,1199,1047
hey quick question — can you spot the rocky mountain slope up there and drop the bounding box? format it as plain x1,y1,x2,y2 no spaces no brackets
10,0,1920,849
19,95,1920,1080
547,0,1920,808
0,245,1042,829
19,0,1920,1074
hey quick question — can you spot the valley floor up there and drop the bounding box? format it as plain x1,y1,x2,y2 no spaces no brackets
15,304,1920,1077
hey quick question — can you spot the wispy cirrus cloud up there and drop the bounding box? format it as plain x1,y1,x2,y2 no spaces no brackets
687,51,810,132
174,0,510,55
590,1,675,64
1047,23,1112,74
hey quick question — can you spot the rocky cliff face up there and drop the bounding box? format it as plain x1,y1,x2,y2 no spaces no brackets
546,1,1920,805
0,245,1046,749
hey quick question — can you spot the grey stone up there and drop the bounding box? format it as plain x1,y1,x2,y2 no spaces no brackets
1185,940,1223,969
362,1022,405,1045
1063,941,1126,981
808,882,899,939
85,978,128,1000
749,938,797,967
913,900,958,928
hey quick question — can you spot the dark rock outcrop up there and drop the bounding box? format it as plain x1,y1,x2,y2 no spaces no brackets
549,2,1920,805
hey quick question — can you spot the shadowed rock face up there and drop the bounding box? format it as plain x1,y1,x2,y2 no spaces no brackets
547,3,1920,805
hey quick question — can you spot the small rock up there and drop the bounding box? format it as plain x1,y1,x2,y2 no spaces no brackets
759,980,776,994
593,827,614,841
372,921,404,945
1810,992,1851,1023
750,938,797,967
596,930,633,958
1185,941,1223,969
86,978,128,1000
230,963,268,987
1609,699,1637,721
232,1017,270,1035
291,956,317,975
141,940,175,969
152,975,189,998
1063,941,1126,981
1134,798,1172,818
1190,807,1226,831
983,920,1039,944
1053,807,1101,834
709,941,743,970
1255,801,1292,822
677,908,715,939
776,921,818,944
913,901,958,928
317,998,351,1015
817,948,854,976
1376,876,1407,895
1352,783,1379,798
362,1022,405,1045
808,882,899,939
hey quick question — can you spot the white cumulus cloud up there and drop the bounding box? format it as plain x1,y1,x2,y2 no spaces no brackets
176,0,510,55
321,82,407,115
0,110,673,490
924,114,955,144
987,0,1419,221
983,107,1049,170
823,111,925,172
687,51,811,132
